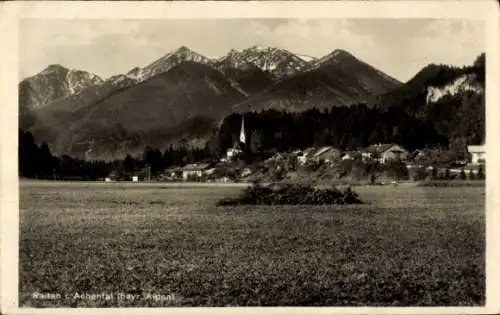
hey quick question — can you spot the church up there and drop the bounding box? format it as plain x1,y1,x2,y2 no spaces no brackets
225,116,246,161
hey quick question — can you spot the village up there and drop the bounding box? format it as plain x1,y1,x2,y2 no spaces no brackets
104,141,486,184
100,114,485,184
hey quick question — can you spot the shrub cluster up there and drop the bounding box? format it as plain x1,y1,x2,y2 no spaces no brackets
217,183,363,206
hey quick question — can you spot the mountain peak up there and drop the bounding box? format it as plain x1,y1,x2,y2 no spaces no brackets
249,45,272,51
315,49,357,66
175,45,192,53
41,64,69,75
219,46,308,79
330,49,354,58
128,46,216,82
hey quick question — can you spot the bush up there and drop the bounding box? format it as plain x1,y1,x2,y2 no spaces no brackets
460,169,467,180
409,167,427,181
477,165,485,179
217,183,363,206
385,161,409,181
444,168,451,180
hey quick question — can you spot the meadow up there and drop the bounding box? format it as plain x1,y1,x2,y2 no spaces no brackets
19,180,485,307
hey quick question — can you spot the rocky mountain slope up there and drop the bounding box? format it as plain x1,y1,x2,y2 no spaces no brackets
216,46,311,80
20,74,138,141
232,49,402,112
126,46,216,82
38,62,248,159
19,64,103,113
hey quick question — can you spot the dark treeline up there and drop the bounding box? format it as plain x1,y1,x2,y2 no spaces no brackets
19,129,213,180
209,105,451,157
20,129,120,180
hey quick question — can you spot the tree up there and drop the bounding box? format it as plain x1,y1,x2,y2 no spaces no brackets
444,168,451,180
123,154,135,174
477,165,485,180
250,130,264,155
162,146,174,168
143,146,154,165
151,148,163,175
19,129,40,178
207,132,223,158
369,173,376,185
468,170,476,180
39,142,54,178
460,168,467,180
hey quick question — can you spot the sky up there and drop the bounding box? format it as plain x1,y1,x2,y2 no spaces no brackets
19,18,484,83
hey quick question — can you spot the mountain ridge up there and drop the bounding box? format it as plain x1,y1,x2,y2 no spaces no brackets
19,64,103,112
18,47,480,161
32,61,248,159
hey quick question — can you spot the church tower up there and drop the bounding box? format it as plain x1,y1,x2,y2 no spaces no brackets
239,115,246,146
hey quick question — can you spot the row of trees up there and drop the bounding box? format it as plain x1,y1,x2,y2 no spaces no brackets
19,129,214,180
208,105,451,158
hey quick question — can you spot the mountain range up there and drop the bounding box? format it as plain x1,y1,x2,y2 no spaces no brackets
19,45,484,160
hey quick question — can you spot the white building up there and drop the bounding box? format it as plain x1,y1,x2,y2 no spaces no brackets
180,163,211,180
226,147,243,160
467,145,485,165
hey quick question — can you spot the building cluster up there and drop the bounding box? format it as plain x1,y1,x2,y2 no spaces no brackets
104,141,485,183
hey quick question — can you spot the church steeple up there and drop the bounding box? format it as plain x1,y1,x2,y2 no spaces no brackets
239,116,246,145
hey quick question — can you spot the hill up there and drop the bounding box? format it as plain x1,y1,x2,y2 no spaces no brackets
376,53,485,146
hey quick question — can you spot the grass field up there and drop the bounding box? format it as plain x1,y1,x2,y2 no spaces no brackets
19,180,485,307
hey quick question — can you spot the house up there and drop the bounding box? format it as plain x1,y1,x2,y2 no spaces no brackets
225,146,243,161
105,171,119,181
467,144,485,165
241,167,252,177
180,163,211,180
411,149,426,161
132,167,151,181
205,168,217,176
163,167,182,180
341,151,362,161
297,147,321,165
311,146,342,164
363,144,408,164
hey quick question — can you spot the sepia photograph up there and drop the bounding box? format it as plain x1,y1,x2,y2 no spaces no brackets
1,1,499,314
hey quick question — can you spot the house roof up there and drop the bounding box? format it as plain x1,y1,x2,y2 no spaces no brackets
181,163,211,171
365,144,406,154
313,146,341,158
342,151,362,157
302,147,317,156
467,145,485,153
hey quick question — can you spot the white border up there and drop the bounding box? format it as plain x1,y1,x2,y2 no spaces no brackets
1,1,499,315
